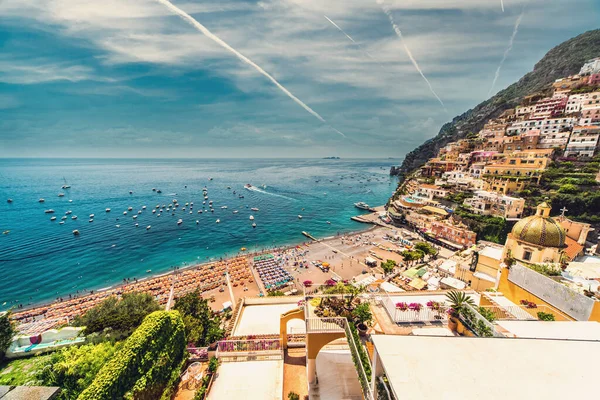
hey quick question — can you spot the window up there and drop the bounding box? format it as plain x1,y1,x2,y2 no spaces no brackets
523,250,532,261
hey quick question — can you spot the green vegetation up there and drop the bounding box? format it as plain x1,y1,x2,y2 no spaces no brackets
477,307,496,323
400,250,424,265
445,191,474,204
0,354,50,386
37,342,120,400
288,392,300,400
348,323,371,389
454,208,512,244
73,292,160,336
173,289,224,347
395,29,600,179
414,242,438,258
380,259,397,274
192,357,218,400
526,263,562,277
0,311,15,360
267,290,285,297
351,303,372,325
78,310,186,400
446,290,475,317
537,311,556,321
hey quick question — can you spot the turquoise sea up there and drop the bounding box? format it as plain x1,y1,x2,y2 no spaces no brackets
0,158,398,310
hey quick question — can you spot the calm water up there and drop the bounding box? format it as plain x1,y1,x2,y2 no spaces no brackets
0,158,398,310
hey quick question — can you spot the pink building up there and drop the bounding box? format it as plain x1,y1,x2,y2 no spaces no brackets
589,74,600,86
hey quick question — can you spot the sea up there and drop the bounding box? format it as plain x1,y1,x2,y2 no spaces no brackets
0,158,399,310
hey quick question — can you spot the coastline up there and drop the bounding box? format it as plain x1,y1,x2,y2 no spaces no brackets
10,219,381,322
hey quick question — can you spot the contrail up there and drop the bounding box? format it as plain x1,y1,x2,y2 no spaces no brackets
155,0,345,138
501,0,505,12
487,11,524,97
324,15,379,61
381,6,446,111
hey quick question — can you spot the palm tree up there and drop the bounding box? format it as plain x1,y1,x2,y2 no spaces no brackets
445,290,475,317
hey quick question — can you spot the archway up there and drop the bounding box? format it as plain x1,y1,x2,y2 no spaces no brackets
280,307,305,349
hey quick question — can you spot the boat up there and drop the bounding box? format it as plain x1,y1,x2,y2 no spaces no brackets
62,178,71,189
249,215,254,220
68,199,73,203
89,219,93,223
221,206,228,209
216,219,220,223
45,209,55,214
123,211,128,215
58,193,65,197
128,207,133,211
133,215,137,219
177,219,183,225
61,216,67,220
142,205,147,210
244,184,252,190
135,223,139,227
89,214,95,218
146,269,152,273
211,209,214,213
238,195,244,199
227,186,231,189
198,210,202,214
196,220,199,224
106,208,111,212
129,191,133,194
116,224,121,228
2,230,9,235
138,210,142,214
73,230,80,236
50,216,56,221
327,221,331,224
65,210,72,215
252,223,256,228
72,216,78,220
39,198,45,203
152,188,156,191
156,190,162,193
251,207,259,211
209,177,213,181
6,199,12,203
146,225,151,230
233,210,239,214
354,202,371,211
59,221,65,225
152,209,156,214
298,215,303,219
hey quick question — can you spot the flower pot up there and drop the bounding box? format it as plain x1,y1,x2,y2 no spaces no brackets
447,317,458,332
356,323,368,337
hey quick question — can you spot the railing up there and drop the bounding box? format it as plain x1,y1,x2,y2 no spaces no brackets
305,317,345,333
478,305,569,321
461,303,504,338
217,338,282,353
381,293,447,323
343,321,374,400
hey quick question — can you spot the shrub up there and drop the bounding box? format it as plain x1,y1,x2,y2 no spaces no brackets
288,392,300,400
0,312,15,360
352,303,372,325
78,310,186,400
174,290,224,347
303,280,313,287
395,302,408,311
557,183,578,194
408,303,422,312
537,311,556,321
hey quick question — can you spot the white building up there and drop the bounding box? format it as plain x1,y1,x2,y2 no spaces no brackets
415,184,448,200
463,190,525,219
580,57,600,75
565,125,600,157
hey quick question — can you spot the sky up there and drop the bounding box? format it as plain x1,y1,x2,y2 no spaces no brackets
0,0,599,158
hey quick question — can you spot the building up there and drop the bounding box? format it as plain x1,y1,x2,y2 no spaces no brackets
502,130,540,152
531,96,568,119
454,243,504,291
552,75,588,90
589,73,600,86
420,158,458,177
502,202,566,264
415,184,448,200
581,93,600,123
564,125,600,157
370,335,600,400
463,190,525,219
430,217,477,249
580,57,600,75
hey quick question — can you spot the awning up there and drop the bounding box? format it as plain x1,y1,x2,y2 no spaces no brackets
440,277,466,289
408,278,427,290
473,271,496,283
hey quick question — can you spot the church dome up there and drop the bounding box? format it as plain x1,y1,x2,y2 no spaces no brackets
511,202,566,248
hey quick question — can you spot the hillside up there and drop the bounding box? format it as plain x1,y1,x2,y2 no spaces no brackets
396,29,600,179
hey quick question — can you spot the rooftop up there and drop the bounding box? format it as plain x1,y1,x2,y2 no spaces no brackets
497,321,600,341
372,335,600,400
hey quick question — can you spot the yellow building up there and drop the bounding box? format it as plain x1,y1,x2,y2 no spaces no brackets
454,244,504,291
502,202,566,264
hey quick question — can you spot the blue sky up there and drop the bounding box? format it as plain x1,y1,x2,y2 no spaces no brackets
0,0,598,158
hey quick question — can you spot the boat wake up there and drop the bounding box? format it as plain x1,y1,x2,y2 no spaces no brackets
245,185,295,201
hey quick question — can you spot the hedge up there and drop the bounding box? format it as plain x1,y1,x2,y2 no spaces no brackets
78,311,186,400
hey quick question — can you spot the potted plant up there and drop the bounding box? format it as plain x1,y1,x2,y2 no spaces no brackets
445,290,475,332
352,302,372,336
395,302,408,311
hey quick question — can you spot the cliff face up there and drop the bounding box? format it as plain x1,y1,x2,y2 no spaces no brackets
397,29,600,179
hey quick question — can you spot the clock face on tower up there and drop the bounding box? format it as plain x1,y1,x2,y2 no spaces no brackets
470,251,479,273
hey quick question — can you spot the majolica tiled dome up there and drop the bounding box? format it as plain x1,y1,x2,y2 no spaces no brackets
511,202,566,248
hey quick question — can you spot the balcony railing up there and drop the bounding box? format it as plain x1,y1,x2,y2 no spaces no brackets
217,338,282,354
381,293,447,323
305,317,345,333
479,305,570,321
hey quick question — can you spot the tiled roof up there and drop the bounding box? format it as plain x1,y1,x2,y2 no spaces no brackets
563,236,584,261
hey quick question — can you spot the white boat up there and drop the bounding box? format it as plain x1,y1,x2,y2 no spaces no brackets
106,208,111,212
198,210,202,214
142,205,147,210
196,220,199,224
62,178,71,189
133,215,137,219
146,225,151,230
128,207,133,211
116,224,121,228
68,200,73,203
50,216,57,221
298,215,303,219
39,199,45,203
59,221,65,225
89,219,94,223
123,211,128,215
221,206,228,209
45,209,55,214
7,199,12,203
73,230,80,236
65,210,72,215
233,210,239,214
252,223,257,228
244,184,252,190
89,214,95,218
354,202,371,211
216,219,220,223
249,215,254,220
138,210,142,214
152,209,156,214
152,188,156,191
58,193,65,197
189,211,192,214
327,221,331,224
177,219,183,225
251,207,259,211
72,216,78,220
135,223,139,227
61,216,67,220
209,200,213,204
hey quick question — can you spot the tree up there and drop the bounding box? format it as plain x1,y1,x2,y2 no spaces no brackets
0,311,15,360
173,289,224,347
267,291,285,297
380,259,397,275
414,242,438,259
37,342,119,400
445,290,475,317
73,292,160,335
351,303,372,325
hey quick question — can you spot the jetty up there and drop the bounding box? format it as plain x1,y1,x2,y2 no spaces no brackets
302,231,317,241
